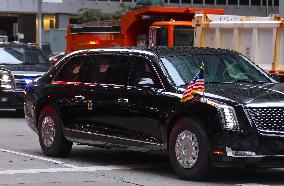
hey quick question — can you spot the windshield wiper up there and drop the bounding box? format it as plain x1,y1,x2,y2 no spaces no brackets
207,80,268,84
207,81,235,84
232,80,268,83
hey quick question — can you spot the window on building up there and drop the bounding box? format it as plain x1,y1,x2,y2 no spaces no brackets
182,0,191,3
170,0,180,3
240,0,249,5
228,0,238,4
217,0,226,5
205,0,215,4
251,0,261,5
275,0,279,6
43,15,56,31
193,0,203,4
262,0,272,6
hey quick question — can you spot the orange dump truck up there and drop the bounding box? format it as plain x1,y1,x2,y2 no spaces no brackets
66,6,224,54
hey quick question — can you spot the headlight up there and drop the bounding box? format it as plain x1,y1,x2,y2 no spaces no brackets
207,100,240,131
0,72,14,89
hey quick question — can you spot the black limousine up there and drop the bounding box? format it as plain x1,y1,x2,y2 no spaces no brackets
24,47,284,180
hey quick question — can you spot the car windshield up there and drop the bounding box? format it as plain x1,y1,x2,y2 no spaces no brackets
0,46,49,65
161,53,272,86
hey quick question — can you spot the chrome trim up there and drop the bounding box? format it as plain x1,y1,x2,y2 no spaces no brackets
243,109,254,128
13,71,45,76
246,102,284,108
64,128,164,146
258,131,284,138
226,147,264,158
245,107,284,136
226,147,284,158
175,130,199,169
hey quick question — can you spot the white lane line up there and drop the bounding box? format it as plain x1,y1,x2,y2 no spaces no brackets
0,166,127,175
0,148,77,168
236,184,270,186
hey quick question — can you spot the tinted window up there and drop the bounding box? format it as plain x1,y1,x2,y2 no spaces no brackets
0,46,49,65
161,54,271,86
130,57,162,88
84,55,131,85
54,56,88,82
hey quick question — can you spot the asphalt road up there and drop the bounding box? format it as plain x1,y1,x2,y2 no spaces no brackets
0,112,284,186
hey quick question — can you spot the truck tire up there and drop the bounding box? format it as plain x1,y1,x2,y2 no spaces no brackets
169,117,210,180
38,105,72,157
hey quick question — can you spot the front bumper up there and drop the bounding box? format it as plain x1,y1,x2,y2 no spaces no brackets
210,130,284,168
0,89,24,110
212,147,284,168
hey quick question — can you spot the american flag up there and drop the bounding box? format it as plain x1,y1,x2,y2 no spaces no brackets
180,65,205,103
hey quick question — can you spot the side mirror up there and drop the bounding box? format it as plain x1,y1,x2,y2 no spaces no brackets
270,74,280,82
138,78,155,87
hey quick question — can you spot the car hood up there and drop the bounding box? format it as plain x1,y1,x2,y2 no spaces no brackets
0,64,51,73
178,83,284,106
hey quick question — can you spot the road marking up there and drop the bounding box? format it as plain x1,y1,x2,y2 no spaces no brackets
236,184,270,186
0,148,77,168
0,166,127,175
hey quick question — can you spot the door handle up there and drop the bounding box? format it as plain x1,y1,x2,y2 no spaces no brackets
74,95,85,100
117,98,129,104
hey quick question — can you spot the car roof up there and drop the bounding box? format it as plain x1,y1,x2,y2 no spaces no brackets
0,43,39,49
71,46,237,58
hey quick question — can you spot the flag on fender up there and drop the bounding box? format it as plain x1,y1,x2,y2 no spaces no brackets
180,65,205,103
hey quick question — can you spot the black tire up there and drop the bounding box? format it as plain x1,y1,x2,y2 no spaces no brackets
169,117,210,180
38,105,72,157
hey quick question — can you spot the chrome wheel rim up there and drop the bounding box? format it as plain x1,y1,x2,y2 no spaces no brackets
175,130,199,169
41,116,55,148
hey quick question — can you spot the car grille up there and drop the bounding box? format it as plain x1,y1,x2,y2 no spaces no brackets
246,107,284,135
14,75,41,90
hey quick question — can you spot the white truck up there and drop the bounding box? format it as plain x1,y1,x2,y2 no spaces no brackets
193,13,284,77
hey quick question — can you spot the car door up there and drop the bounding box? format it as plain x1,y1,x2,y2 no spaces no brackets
78,54,128,142
48,54,90,131
107,55,165,148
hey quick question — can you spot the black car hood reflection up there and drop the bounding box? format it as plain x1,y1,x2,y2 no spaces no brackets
177,83,284,105
0,64,51,72
204,83,284,105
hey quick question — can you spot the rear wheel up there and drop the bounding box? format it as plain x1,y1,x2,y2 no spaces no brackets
169,117,211,180
38,106,72,157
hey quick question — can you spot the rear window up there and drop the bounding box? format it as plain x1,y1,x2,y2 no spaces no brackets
0,46,49,65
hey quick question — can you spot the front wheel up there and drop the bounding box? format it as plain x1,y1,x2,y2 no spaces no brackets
169,117,210,180
38,106,72,157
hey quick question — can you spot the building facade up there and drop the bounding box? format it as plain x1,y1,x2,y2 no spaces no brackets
0,0,281,46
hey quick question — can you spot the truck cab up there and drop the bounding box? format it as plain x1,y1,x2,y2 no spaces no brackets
149,20,194,47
